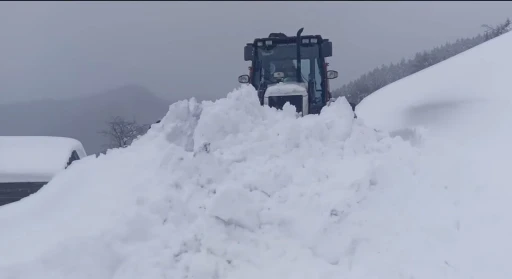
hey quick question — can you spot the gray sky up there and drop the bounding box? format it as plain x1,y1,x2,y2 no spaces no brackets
1,1,511,104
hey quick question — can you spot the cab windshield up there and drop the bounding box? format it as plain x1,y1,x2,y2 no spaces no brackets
253,43,324,104
254,43,321,85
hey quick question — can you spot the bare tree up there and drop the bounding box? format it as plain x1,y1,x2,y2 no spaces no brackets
99,116,149,149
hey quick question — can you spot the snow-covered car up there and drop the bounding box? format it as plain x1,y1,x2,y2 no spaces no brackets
0,136,87,206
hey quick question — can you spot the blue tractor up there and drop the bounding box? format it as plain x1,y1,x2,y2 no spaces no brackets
238,28,340,116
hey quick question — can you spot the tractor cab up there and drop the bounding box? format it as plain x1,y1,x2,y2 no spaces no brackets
238,28,338,116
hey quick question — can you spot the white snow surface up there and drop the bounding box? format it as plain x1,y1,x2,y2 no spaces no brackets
356,32,512,141
1,32,512,279
0,136,87,183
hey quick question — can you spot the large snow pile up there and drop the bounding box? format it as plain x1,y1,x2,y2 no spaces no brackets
0,84,422,279
1,31,512,279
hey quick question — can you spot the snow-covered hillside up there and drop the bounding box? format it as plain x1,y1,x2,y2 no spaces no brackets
355,31,512,278
1,32,512,279
357,32,512,140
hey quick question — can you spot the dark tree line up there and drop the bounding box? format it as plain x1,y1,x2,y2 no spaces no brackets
332,18,511,105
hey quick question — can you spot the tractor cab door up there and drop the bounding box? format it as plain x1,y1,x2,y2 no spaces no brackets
291,58,326,114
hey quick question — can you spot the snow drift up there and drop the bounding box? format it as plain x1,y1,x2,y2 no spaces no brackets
0,84,421,279
357,32,512,141
2,31,512,279
354,31,512,278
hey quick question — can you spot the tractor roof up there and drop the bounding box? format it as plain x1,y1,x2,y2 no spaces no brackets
247,33,328,46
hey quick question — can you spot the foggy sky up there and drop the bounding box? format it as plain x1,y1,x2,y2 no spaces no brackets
1,1,511,104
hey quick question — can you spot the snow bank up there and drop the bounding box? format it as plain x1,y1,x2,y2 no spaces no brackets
0,136,87,183
351,31,512,278
357,32,512,140
3,31,512,278
0,84,421,279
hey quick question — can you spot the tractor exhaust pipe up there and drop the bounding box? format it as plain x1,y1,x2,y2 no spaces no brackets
296,27,304,83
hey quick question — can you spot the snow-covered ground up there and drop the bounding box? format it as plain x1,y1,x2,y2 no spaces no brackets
1,32,512,279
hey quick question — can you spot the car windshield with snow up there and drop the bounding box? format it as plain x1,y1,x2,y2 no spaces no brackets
0,136,87,207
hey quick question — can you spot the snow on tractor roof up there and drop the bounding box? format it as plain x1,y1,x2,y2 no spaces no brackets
0,136,86,183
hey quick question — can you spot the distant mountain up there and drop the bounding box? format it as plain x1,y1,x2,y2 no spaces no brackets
0,84,172,155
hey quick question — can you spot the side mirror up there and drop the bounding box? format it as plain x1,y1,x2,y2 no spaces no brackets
326,70,338,79
238,74,250,83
